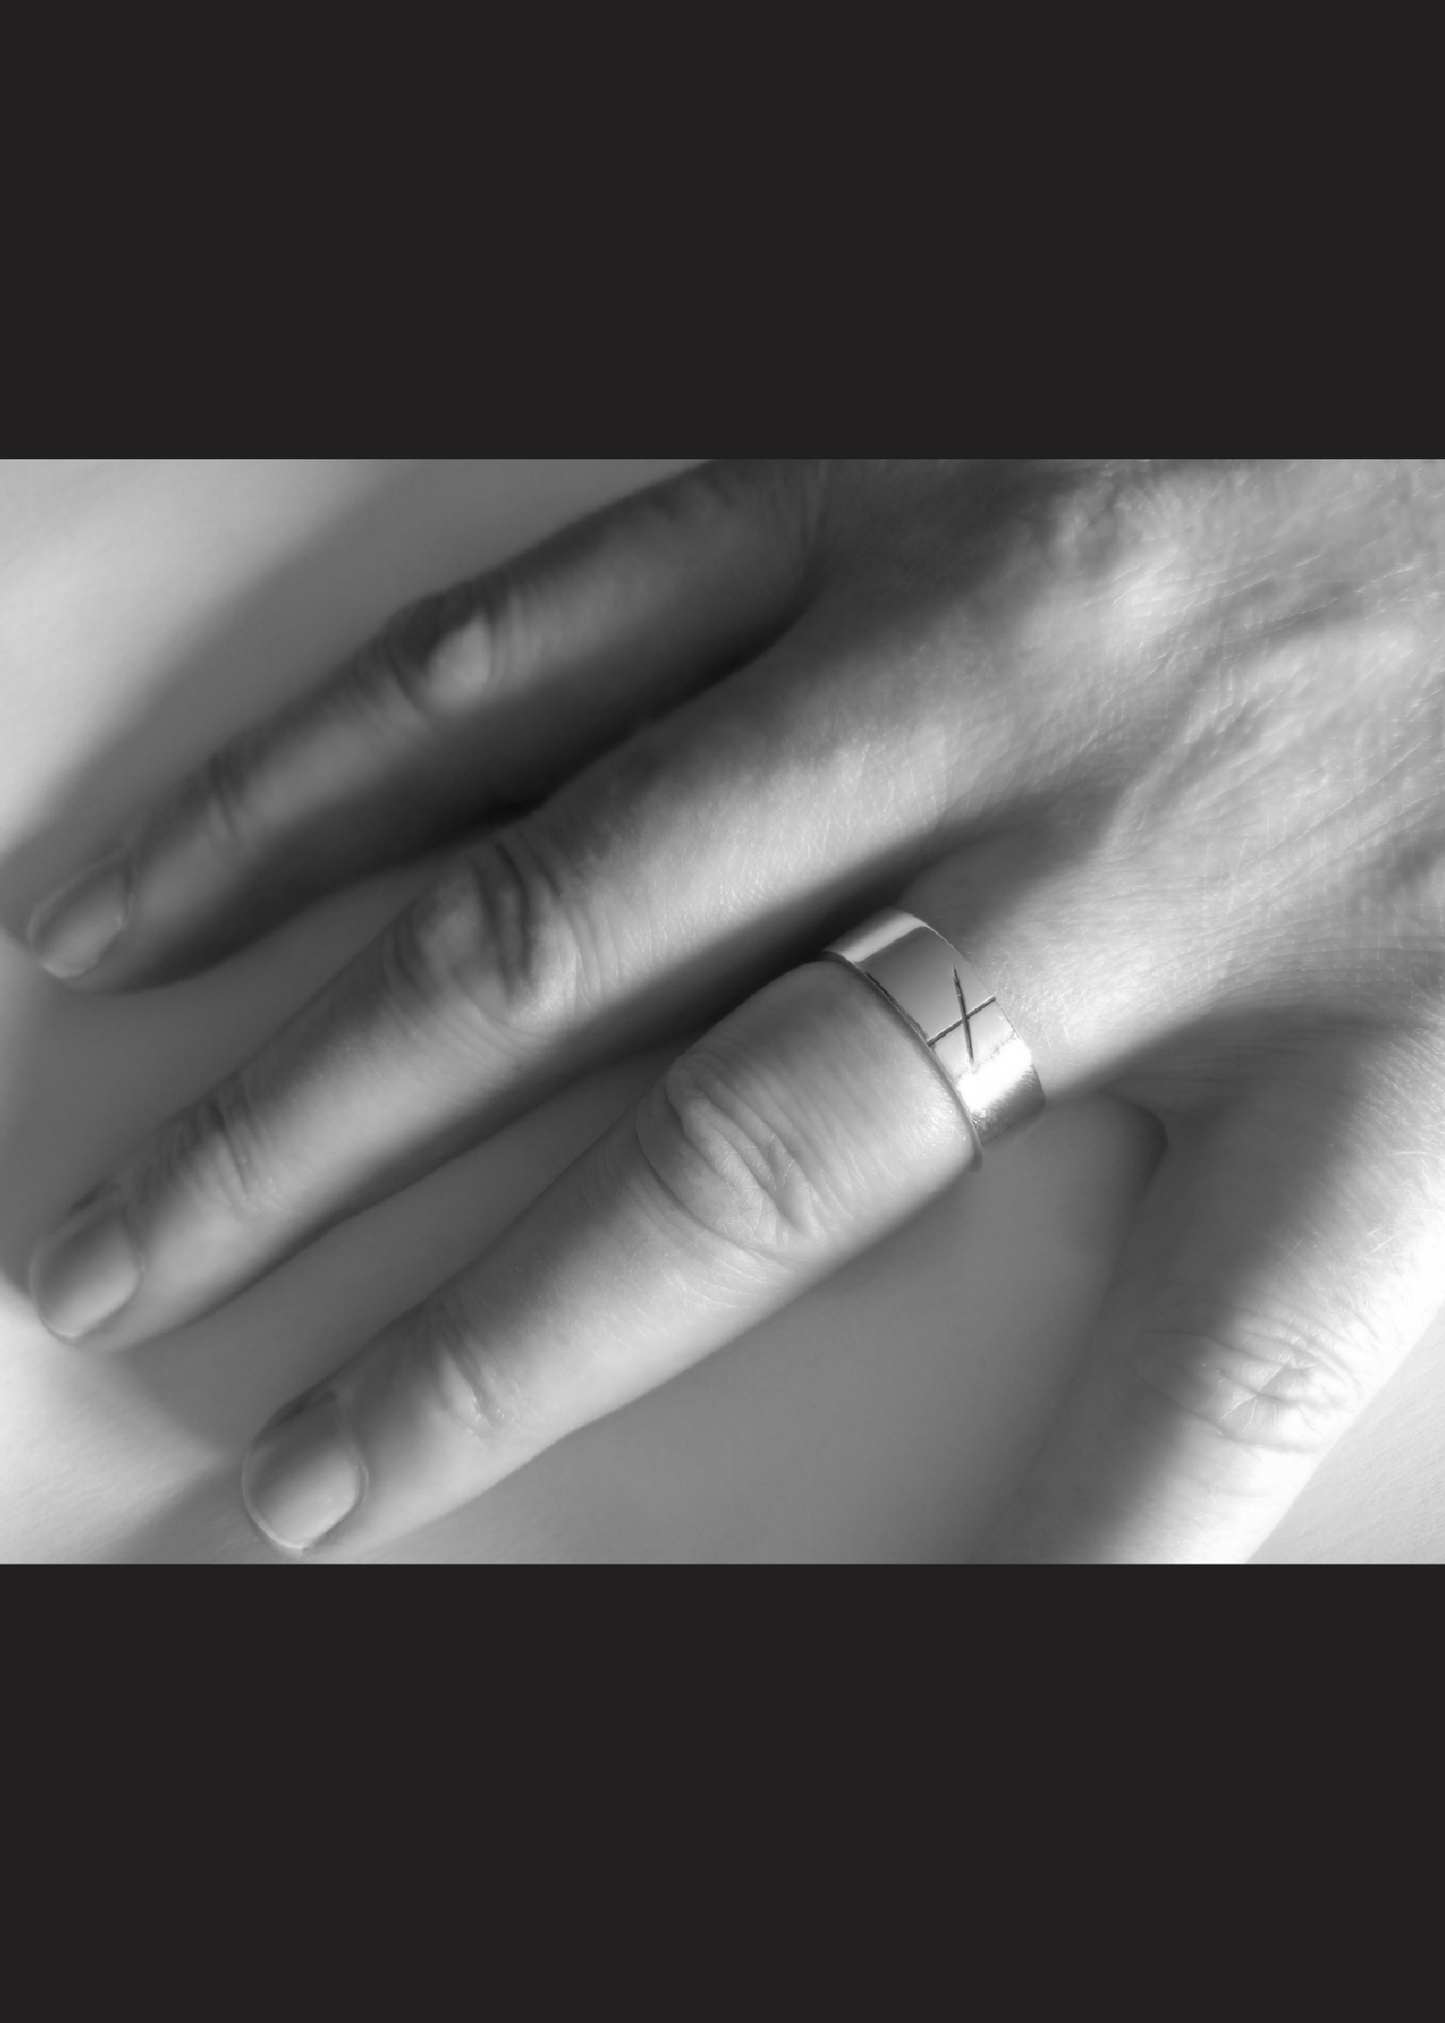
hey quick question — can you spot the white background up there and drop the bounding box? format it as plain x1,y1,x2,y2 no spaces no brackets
1,458,1441,1563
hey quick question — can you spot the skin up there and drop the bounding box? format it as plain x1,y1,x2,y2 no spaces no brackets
25,458,1445,1563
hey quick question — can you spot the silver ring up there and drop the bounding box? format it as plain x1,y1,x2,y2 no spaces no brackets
824,909,1045,1159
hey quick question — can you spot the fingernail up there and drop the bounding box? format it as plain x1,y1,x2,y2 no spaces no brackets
28,853,131,980
243,1395,366,1560
30,1192,143,1343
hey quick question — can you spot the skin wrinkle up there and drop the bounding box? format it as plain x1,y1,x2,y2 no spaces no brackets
382,1287,548,1460
1117,1112,1435,1457
648,1045,843,1260
376,857,560,1064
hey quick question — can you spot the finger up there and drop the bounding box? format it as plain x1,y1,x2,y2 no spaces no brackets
27,460,823,990
239,958,976,1560
978,1040,1445,1564
30,582,1019,1355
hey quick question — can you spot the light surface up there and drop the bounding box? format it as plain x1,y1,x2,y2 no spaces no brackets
0,458,1439,1564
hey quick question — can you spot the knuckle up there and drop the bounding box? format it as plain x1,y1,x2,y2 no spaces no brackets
199,741,265,865
1124,1294,1370,1458
382,829,593,1046
368,572,516,724
636,1048,833,1262
143,1079,287,1225
419,1290,537,1445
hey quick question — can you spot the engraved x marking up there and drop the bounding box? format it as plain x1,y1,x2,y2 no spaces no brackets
936,970,997,1065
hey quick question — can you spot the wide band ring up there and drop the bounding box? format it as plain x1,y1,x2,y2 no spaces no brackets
824,910,1045,1159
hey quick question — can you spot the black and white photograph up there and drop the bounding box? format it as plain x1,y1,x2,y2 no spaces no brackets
2,457,1443,1564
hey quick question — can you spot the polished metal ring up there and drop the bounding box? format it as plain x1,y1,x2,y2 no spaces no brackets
824,909,1045,1159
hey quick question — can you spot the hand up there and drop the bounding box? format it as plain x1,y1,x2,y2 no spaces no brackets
26,459,1445,1563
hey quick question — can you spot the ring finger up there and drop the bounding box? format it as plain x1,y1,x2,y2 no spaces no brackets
241,907,1030,1559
